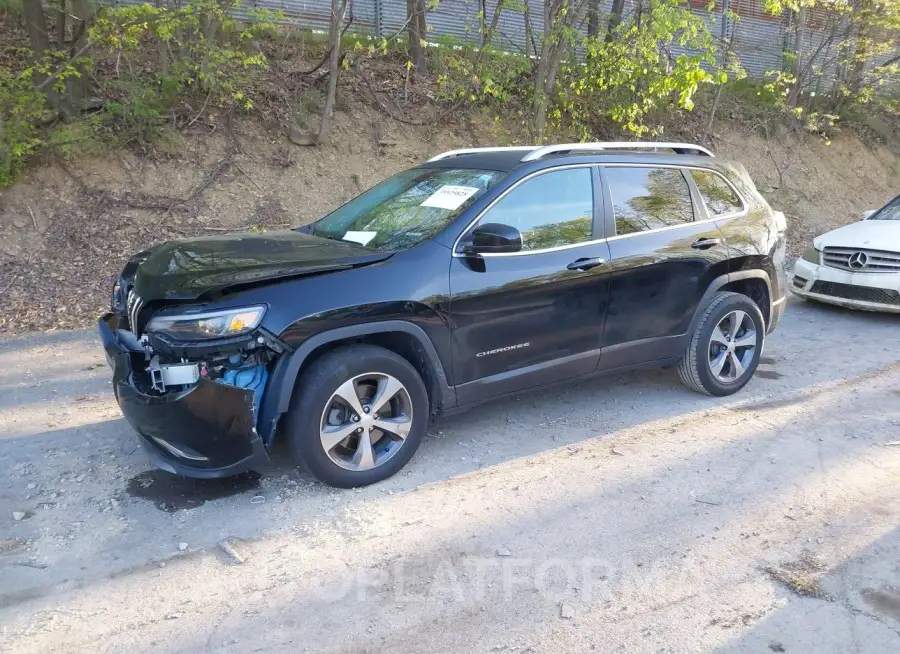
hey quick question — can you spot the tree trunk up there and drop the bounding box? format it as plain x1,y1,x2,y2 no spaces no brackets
533,0,590,141
479,0,488,45
523,2,535,58
56,0,66,46
481,0,504,50
587,0,599,38
416,0,426,49
22,0,50,54
532,0,553,140
406,0,427,76
156,0,169,76
788,7,806,107
315,0,348,144
606,0,625,41
68,0,92,108
535,43,563,140
847,0,873,96
22,0,74,118
0,113,7,170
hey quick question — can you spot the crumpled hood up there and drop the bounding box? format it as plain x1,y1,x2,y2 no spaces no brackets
131,231,390,301
814,220,900,251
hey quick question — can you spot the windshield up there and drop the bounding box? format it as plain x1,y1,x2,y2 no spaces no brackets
310,168,505,251
869,195,900,221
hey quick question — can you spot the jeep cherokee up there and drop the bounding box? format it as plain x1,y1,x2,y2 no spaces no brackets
99,142,787,487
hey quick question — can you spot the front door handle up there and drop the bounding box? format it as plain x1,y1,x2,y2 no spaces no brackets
691,238,722,250
567,257,606,271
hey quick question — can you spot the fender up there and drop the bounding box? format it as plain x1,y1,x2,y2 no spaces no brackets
257,320,456,444
687,270,774,338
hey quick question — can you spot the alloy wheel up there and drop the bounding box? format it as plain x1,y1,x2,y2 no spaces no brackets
319,373,413,472
707,310,757,383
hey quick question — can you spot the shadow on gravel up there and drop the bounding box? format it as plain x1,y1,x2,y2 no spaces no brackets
713,525,900,653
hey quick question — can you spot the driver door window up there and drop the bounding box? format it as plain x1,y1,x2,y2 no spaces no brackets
477,167,595,251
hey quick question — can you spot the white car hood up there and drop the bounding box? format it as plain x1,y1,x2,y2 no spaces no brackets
814,220,900,251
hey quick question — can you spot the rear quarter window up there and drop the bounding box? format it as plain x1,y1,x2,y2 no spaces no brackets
691,170,745,216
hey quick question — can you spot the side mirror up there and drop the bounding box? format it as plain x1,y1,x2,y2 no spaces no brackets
861,210,875,221
463,223,523,255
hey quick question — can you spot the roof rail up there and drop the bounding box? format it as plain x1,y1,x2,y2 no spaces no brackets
520,142,714,161
428,146,538,162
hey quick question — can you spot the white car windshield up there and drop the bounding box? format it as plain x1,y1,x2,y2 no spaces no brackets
870,195,900,221
310,168,505,251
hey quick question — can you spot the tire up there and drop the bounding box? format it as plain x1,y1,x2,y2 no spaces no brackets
285,344,429,487
678,291,765,396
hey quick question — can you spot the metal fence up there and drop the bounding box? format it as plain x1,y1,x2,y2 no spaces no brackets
113,0,897,82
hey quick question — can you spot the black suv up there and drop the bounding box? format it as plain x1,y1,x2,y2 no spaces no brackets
99,142,787,487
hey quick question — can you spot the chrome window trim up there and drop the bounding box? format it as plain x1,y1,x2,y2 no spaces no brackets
451,164,600,258
605,215,722,242
451,163,750,257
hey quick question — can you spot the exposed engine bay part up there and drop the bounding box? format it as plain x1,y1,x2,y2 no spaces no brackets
147,356,201,393
99,312,276,476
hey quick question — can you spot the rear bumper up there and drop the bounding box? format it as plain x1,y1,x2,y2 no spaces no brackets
99,314,271,478
769,295,786,332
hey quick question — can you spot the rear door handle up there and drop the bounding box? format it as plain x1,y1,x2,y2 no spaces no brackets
691,238,722,250
567,257,606,271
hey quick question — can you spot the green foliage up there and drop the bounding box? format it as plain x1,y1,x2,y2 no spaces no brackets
556,0,719,138
0,0,22,17
0,69,44,186
90,0,280,113
0,51,83,186
433,41,532,105
1,0,282,187
103,76,172,143
434,0,721,140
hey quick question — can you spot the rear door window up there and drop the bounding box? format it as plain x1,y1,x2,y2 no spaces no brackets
605,167,695,235
691,170,745,216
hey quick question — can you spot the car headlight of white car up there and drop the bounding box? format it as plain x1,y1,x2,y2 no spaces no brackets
801,246,820,264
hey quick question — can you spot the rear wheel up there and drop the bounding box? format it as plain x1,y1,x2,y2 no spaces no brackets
678,291,764,396
285,344,429,487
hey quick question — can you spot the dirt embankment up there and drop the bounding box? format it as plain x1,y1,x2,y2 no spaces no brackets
0,111,897,335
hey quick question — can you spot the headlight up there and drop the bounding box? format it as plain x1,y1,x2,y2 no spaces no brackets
801,246,820,264
146,306,266,340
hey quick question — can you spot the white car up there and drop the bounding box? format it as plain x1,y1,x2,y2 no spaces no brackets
792,194,900,313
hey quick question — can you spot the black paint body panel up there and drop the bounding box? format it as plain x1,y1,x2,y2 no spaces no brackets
100,150,787,478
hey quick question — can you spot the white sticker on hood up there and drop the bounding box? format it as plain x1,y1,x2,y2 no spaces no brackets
421,185,480,210
343,231,377,246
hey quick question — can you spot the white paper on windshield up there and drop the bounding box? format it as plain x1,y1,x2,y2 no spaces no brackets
421,185,480,210
343,231,377,246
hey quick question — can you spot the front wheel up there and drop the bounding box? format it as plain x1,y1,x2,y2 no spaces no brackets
285,344,429,487
678,291,765,396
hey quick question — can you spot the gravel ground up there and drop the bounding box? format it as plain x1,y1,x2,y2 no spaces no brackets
1,296,899,653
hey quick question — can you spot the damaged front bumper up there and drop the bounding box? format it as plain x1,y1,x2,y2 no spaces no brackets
99,313,278,478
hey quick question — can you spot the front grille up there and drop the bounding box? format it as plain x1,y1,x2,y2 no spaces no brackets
822,247,900,273
126,289,145,335
809,281,900,305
